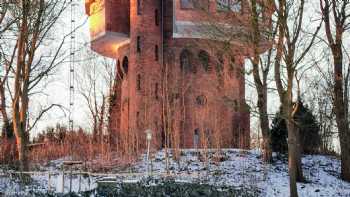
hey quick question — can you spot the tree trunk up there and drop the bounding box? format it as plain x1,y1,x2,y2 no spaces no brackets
286,118,299,197
335,86,350,181
339,123,350,181
333,48,350,181
0,84,10,138
320,0,350,182
257,85,272,163
92,116,98,142
295,126,305,182
250,0,273,163
13,121,28,171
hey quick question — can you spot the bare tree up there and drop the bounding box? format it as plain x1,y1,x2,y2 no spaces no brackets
0,1,16,34
4,0,68,170
77,48,115,143
320,0,350,181
248,0,275,162
274,0,321,196
306,51,337,154
0,1,17,138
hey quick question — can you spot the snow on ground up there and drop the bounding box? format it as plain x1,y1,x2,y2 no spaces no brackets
131,149,350,197
0,149,349,196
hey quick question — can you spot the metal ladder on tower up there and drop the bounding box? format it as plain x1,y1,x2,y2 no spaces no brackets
68,0,77,132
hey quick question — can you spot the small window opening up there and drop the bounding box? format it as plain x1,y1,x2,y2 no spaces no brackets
196,95,207,106
155,83,159,100
137,74,141,91
122,56,129,75
137,0,142,15
155,9,159,26
137,36,141,53
155,45,159,61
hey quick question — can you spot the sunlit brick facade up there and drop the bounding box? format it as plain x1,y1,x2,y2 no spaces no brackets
85,0,273,151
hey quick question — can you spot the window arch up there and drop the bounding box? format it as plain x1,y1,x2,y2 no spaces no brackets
198,50,210,72
180,49,195,73
122,56,129,75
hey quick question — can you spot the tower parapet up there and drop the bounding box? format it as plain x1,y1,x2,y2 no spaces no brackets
173,0,274,54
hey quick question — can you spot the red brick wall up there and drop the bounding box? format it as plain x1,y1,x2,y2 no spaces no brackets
126,0,164,151
103,0,261,151
106,0,130,35
162,38,250,149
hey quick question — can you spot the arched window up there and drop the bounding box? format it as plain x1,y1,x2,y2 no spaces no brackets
180,49,195,73
198,50,210,72
117,60,124,79
122,56,129,75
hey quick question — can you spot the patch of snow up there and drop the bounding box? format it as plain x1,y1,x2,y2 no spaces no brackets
0,149,349,196
130,149,350,197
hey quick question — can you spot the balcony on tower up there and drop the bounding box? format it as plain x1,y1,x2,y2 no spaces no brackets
85,0,130,58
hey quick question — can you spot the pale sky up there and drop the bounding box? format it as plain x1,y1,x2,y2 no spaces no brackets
32,1,104,135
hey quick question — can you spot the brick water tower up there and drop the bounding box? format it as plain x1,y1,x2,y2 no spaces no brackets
85,0,273,152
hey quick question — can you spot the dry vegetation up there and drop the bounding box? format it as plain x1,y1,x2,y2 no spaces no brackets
0,125,138,172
